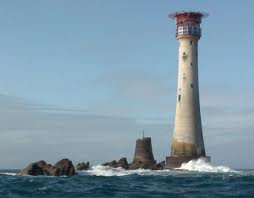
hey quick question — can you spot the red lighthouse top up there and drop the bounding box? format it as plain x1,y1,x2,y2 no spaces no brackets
169,11,208,39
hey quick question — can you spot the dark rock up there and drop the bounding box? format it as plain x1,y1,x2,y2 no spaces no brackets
152,161,165,170
102,160,117,168
18,160,58,176
18,159,75,176
18,162,44,176
129,160,165,170
102,158,129,169
54,159,75,176
36,161,58,176
129,161,154,170
118,158,129,169
76,162,90,171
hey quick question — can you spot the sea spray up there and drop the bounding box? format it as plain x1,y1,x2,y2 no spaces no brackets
80,165,153,177
0,159,236,178
177,158,236,173
79,160,235,177
84,165,130,177
0,172,17,176
1,168,254,197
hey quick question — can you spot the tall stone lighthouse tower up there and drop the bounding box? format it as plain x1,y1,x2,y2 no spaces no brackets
166,12,210,168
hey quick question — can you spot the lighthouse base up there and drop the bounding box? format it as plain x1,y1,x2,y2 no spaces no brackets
165,156,211,169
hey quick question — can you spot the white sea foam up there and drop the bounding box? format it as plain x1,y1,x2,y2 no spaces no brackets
177,158,236,173
0,160,237,177
38,186,50,191
0,172,17,176
0,160,238,178
79,165,163,177
83,165,128,176
79,159,237,177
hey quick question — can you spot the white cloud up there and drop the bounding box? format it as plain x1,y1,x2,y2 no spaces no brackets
0,80,254,169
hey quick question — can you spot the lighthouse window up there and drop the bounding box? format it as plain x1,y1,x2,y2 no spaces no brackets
190,83,193,88
182,52,187,60
183,73,186,80
178,95,181,102
191,62,193,66
190,41,192,45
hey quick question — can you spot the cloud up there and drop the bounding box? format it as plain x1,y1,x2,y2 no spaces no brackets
0,76,254,169
89,69,175,121
0,94,170,169
200,89,254,168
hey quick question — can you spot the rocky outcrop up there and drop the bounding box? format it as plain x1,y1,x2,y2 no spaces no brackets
118,158,129,169
54,159,75,176
18,159,75,176
129,161,154,170
129,160,165,170
152,161,165,170
18,160,58,176
101,137,165,170
102,160,117,167
76,162,90,171
102,157,129,169
18,161,47,176
102,158,165,170
37,160,59,175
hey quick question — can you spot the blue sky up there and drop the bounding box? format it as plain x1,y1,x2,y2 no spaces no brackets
0,0,253,169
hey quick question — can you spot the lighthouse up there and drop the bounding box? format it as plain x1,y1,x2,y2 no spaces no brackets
165,11,210,168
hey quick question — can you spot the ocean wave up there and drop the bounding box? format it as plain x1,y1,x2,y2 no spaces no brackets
177,158,236,173
0,172,17,176
81,165,127,176
0,159,237,178
79,159,237,177
79,165,178,177
79,165,152,177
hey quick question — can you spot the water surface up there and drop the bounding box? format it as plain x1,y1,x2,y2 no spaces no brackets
0,159,253,197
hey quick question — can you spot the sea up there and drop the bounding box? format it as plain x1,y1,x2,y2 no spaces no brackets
0,159,253,198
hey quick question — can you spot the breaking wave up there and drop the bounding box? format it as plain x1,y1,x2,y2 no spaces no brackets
0,172,17,176
0,159,237,178
79,165,156,177
78,159,236,177
0,166,253,197
177,158,236,173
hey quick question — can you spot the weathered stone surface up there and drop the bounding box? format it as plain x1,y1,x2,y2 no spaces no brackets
133,137,156,165
76,162,90,171
18,161,45,176
129,161,154,170
36,161,58,176
129,160,165,170
118,158,129,169
152,161,165,170
18,160,58,176
18,159,75,176
54,159,75,176
102,158,129,169
171,140,201,157
128,137,157,170
102,160,117,168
